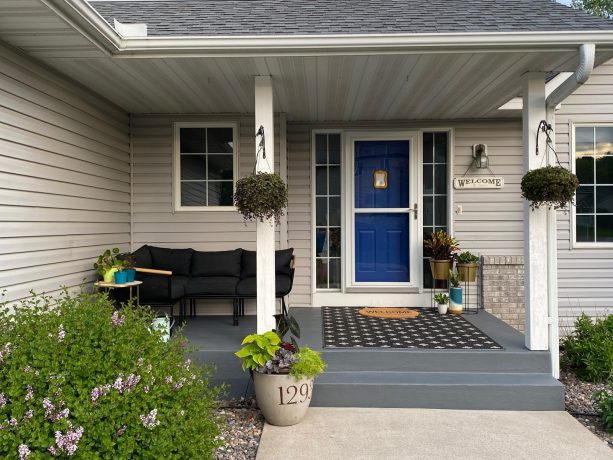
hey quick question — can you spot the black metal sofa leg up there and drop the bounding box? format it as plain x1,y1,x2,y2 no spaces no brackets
232,298,239,326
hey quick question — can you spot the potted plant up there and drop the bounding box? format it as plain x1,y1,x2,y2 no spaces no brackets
448,270,463,315
521,165,579,210
233,172,289,223
235,331,326,426
434,293,449,315
118,252,137,282
424,230,459,280
113,262,128,285
94,247,121,283
456,251,479,282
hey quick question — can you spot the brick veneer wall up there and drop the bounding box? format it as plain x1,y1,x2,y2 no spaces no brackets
481,255,525,332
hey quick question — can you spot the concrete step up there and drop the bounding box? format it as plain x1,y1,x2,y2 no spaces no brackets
321,348,552,373
311,371,564,410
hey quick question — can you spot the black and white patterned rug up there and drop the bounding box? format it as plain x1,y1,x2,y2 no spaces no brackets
322,307,503,350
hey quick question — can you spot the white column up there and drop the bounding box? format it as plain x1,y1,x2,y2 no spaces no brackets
255,75,276,333
546,106,560,377
522,72,549,350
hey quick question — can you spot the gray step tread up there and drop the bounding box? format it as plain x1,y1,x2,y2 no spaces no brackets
316,371,563,387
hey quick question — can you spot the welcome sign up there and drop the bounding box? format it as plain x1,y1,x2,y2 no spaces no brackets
453,176,504,189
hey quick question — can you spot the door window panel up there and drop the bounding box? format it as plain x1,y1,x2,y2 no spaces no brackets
315,133,342,290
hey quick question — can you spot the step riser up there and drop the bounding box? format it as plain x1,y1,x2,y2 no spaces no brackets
321,350,551,373
311,384,564,410
191,349,552,376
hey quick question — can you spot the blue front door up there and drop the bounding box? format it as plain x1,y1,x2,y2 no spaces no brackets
354,140,411,283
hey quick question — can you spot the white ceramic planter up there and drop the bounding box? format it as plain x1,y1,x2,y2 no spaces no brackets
253,372,314,426
437,303,448,315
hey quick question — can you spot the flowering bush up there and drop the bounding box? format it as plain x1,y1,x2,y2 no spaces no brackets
0,290,222,459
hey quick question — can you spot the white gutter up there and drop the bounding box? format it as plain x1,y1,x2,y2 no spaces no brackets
547,44,596,107
544,43,595,379
40,0,613,57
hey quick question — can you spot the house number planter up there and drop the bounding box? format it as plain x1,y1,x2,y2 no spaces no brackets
253,372,314,426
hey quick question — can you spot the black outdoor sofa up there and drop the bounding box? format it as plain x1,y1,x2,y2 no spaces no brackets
130,245,295,325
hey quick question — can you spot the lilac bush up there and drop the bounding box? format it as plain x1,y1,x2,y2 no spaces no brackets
0,290,222,458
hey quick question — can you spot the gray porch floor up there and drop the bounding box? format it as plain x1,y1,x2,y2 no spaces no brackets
183,308,564,410
182,307,527,353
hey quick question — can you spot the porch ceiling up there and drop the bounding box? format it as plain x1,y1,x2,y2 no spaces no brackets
2,1,613,120
13,50,613,121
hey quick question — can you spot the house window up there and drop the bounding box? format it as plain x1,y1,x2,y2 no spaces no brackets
315,133,342,290
174,123,237,210
575,126,613,244
422,131,449,288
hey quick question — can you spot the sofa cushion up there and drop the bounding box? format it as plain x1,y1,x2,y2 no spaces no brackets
236,274,292,297
138,275,188,303
241,250,257,279
148,246,193,276
185,276,239,296
241,248,294,278
191,249,242,277
133,245,152,269
275,248,294,277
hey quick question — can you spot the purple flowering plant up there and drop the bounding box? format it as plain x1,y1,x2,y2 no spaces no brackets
0,290,222,458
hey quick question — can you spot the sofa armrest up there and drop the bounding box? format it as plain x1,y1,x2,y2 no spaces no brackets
136,267,173,276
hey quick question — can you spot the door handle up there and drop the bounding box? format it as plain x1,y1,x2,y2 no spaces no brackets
407,203,418,220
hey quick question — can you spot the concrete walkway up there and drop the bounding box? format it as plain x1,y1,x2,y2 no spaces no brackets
256,408,612,460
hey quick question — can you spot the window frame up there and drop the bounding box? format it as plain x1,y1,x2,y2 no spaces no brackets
571,122,613,248
172,121,239,212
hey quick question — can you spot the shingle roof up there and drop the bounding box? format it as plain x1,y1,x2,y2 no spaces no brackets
88,0,613,37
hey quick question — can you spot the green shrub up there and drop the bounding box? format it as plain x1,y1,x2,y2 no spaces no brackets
290,347,326,380
562,313,613,382
0,290,222,459
593,388,613,433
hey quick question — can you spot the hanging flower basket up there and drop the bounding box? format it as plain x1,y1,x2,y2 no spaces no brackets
520,166,579,210
234,172,288,222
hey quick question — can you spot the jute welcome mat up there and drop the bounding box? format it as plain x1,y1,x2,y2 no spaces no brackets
322,307,503,349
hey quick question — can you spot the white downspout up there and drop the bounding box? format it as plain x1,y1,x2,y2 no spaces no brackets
545,43,595,379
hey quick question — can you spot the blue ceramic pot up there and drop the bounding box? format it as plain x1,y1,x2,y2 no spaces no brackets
114,270,128,284
449,287,463,314
125,268,136,282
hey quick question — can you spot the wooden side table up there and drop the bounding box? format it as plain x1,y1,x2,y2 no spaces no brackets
94,280,142,306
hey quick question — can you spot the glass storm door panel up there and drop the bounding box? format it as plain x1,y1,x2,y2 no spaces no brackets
354,140,411,283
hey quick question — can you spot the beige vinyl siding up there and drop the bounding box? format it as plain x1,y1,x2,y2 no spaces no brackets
131,114,282,312
0,41,130,302
555,59,613,327
286,120,524,307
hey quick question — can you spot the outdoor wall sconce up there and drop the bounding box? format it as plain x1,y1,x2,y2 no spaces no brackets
373,170,388,189
472,144,489,169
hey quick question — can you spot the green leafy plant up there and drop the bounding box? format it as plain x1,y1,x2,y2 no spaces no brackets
561,313,613,382
424,230,459,260
234,172,288,223
456,251,479,264
593,388,613,433
93,247,121,276
235,331,281,372
0,290,222,459
521,166,579,210
449,271,461,288
290,347,327,380
434,293,449,305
